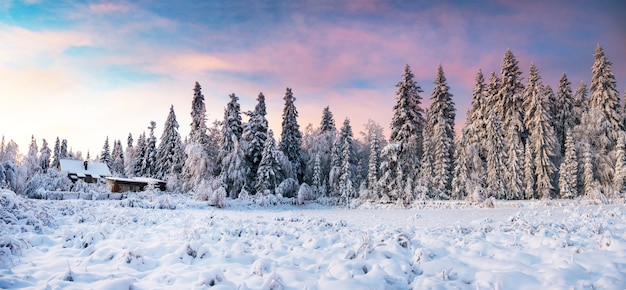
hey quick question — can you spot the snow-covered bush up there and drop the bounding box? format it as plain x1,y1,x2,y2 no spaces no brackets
0,161,20,192
297,183,313,205
276,178,298,198
23,171,72,199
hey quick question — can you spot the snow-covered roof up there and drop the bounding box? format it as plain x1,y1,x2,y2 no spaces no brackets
59,159,111,177
106,177,165,184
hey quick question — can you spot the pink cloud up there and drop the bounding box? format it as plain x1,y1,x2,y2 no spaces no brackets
89,3,131,14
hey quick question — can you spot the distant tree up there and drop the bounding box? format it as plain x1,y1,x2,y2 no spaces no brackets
124,133,135,177
525,63,556,199
485,113,507,199
60,139,68,159
279,88,303,182
256,130,281,196
381,64,425,202
24,135,39,176
497,50,525,145
428,65,455,198
243,92,269,189
189,81,209,145
52,137,61,168
451,133,470,200
183,82,212,191
320,106,336,133
156,105,185,181
39,139,51,173
133,132,147,177
100,136,112,169
613,134,626,196
590,44,621,146
572,81,588,126
111,140,125,176
559,133,579,198
581,143,595,196
465,70,489,162
555,74,575,156
141,122,158,177
1,139,18,164
339,136,356,203
366,123,383,194
506,124,524,199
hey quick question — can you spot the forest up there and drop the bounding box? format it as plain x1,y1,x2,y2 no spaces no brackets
0,44,623,206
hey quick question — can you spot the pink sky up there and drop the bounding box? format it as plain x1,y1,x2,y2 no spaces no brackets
0,0,624,157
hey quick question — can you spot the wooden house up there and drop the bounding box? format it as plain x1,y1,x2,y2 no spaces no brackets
105,177,167,193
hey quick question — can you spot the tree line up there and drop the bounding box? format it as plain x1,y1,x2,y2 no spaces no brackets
1,44,623,205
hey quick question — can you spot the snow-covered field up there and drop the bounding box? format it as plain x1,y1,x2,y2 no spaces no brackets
2,190,626,289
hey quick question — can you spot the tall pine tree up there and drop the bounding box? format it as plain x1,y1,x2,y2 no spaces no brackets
279,88,303,182
156,105,185,181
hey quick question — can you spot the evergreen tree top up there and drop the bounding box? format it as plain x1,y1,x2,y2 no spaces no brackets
321,106,336,132
255,92,267,117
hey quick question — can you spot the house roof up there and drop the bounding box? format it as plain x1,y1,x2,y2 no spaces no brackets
59,159,111,178
106,176,166,184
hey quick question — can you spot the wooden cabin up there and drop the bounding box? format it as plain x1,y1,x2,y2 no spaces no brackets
105,177,167,193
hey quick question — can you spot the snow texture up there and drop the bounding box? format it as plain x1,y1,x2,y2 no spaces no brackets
2,190,626,289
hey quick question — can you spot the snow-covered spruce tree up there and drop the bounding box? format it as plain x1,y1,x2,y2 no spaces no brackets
220,137,247,198
419,110,434,192
465,70,489,161
486,71,501,110
52,137,61,169
189,82,209,145
581,143,595,196
312,153,323,196
555,74,575,156
39,138,51,173
431,114,453,199
328,138,342,197
559,132,579,198
124,133,135,177
279,88,303,182
320,106,336,133
366,127,381,194
60,139,68,160
243,92,268,189
428,65,456,198
24,135,39,176
485,113,508,199
303,107,337,194
573,81,588,126
339,118,356,178
0,136,4,161
506,124,524,199
525,64,557,199
497,49,525,144
111,140,125,176
133,132,147,177
156,105,185,182
2,140,18,165
220,93,243,157
380,64,425,202
590,44,622,147
141,121,158,178
339,136,356,204
100,136,112,169
451,133,470,200
183,82,211,192
613,134,626,196
219,93,247,198
256,130,281,196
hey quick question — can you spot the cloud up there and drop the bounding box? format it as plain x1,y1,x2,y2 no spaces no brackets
88,2,132,14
